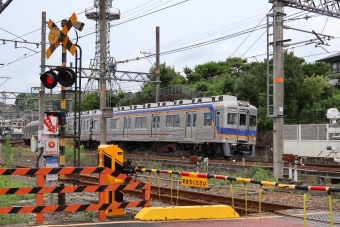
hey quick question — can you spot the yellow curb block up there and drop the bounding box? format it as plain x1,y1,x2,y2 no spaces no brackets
134,205,239,221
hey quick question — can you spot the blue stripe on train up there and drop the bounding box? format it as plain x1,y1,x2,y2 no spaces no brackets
216,127,257,137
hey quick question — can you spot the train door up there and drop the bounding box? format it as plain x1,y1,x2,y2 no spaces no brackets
185,112,197,139
151,115,160,139
214,111,220,139
238,110,249,142
123,117,131,138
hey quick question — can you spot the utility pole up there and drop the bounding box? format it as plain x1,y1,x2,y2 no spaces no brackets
100,0,107,145
273,0,284,178
155,27,160,103
38,12,46,169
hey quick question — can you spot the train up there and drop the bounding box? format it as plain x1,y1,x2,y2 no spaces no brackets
24,95,257,158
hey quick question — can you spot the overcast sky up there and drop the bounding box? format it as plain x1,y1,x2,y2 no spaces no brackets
0,0,339,104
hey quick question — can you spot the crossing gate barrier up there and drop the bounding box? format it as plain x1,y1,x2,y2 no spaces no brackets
0,167,150,224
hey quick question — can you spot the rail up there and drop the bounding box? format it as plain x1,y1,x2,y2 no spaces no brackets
115,84,203,107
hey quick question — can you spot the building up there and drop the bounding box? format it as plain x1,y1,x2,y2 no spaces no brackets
316,53,340,86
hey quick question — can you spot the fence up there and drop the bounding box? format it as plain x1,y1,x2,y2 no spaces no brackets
115,85,203,107
284,124,340,158
133,167,340,226
0,167,150,224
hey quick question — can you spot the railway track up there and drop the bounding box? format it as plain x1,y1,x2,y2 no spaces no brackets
4,164,337,225
65,174,302,215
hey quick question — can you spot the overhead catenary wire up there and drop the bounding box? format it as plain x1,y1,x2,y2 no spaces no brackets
230,8,272,57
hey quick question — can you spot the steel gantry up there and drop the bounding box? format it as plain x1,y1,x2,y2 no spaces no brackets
268,0,340,178
84,0,121,99
281,0,340,18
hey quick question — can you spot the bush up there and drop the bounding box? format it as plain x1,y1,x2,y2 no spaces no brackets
65,145,86,165
0,176,34,225
251,163,277,182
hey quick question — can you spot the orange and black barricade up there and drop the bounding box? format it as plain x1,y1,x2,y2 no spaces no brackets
0,167,150,224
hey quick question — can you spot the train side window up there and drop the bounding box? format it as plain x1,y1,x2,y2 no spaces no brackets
135,117,142,128
173,115,180,128
193,113,197,127
135,117,146,129
111,119,120,129
87,121,91,130
141,117,147,128
227,113,237,125
110,119,115,129
186,114,191,127
239,113,246,126
124,117,131,129
204,113,212,127
250,115,257,127
166,115,172,127
93,120,98,130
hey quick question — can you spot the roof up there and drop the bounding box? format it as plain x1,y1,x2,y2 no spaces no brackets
316,52,340,62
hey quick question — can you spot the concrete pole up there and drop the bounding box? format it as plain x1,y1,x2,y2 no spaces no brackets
273,0,284,179
155,27,160,103
100,0,107,145
39,11,54,221
38,12,46,168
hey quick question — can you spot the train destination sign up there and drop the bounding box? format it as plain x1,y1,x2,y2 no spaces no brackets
182,176,208,188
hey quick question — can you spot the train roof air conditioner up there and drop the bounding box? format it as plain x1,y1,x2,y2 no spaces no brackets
192,98,199,104
158,101,174,107
198,97,212,103
179,99,191,105
112,107,119,112
143,103,158,108
212,95,237,102
130,105,143,110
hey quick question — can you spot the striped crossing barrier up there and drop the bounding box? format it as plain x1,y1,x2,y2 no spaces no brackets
0,167,150,224
133,167,340,192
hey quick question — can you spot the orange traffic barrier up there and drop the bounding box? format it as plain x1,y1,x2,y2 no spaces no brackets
0,167,150,224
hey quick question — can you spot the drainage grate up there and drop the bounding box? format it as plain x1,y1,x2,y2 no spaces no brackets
307,213,340,224
276,209,340,225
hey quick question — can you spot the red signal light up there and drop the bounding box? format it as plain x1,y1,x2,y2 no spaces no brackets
40,71,58,89
57,68,76,87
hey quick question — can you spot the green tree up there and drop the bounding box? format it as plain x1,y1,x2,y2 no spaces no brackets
80,92,100,111
149,62,185,87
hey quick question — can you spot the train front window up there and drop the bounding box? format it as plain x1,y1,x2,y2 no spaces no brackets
227,113,237,125
250,115,257,127
204,113,212,127
239,113,246,126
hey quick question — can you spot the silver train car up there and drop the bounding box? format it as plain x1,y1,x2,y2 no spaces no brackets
24,95,257,158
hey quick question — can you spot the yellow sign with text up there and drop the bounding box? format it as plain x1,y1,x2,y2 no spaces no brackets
182,176,208,188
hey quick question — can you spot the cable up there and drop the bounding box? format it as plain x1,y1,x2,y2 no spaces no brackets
321,16,329,33
230,8,272,57
117,25,267,64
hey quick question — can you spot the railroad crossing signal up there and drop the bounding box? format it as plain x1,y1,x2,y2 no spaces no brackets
40,67,76,89
45,13,77,59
